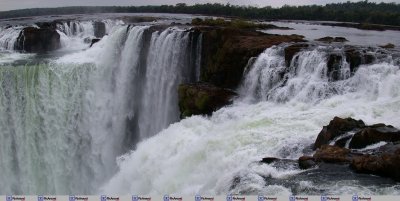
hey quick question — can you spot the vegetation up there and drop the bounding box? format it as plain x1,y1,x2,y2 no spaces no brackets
0,1,400,26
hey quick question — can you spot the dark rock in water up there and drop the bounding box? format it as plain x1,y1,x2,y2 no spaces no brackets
351,143,400,181
260,157,280,164
315,36,348,43
178,82,237,118
90,38,101,47
195,26,305,89
345,49,362,73
380,43,395,49
298,156,317,169
349,125,400,149
15,26,61,53
313,145,354,163
284,44,308,67
314,117,365,149
327,54,343,81
334,135,352,148
93,21,106,38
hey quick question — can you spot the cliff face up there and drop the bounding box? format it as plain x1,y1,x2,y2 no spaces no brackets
197,27,305,90
177,26,305,118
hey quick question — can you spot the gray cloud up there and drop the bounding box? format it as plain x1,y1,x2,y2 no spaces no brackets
0,0,399,11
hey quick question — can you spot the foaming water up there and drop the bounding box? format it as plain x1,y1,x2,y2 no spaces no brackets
101,46,400,195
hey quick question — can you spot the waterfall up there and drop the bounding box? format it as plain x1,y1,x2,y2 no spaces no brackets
0,26,22,51
0,25,199,194
101,45,400,195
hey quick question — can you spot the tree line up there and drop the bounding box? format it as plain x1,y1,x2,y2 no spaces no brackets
0,1,399,26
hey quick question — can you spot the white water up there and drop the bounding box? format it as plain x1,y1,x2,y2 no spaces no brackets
0,25,198,194
101,46,400,195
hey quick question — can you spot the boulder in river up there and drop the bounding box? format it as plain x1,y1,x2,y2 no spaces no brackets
315,36,348,43
349,124,400,149
314,116,365,149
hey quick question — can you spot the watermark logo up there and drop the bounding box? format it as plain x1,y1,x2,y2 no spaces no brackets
6,196,12,201
321,196,327,201
69,196,75,201
352,195,358,201
163,195,170,201
226,195,233,201
257,196,264,201
101,195,107,201
132,196,139,201
38,196,44,201
289,196,295,201
195,195,201,201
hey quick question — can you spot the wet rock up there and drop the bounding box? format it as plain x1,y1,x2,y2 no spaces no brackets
334,135,352,148
314,117,365,149
350,143,400,181
93,21,106,38
260,157,280,164
380,43,395,49
327,54,343,81
178,82,237,118
90,38,101,47
15,26,60,53
315,36,348,43
298,156,316,169
349,125,400,149
313,145,354,163
345,48,362,73
284,44,308,67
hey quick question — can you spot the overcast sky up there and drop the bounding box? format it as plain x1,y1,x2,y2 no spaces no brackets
0,0,399,11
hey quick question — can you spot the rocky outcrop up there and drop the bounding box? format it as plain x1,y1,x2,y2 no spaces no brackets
300,116,400,181
178,83,237,118
380,43,395,49
93,21,106,38
350,143,400,181
315,36,348,43
196,27,305,89
15,25,61,53
314,117,365,149
349,125,400,149
284,44,308,67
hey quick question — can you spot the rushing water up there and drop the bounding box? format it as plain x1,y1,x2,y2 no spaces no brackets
101,46,400,195
0,16,400,195
0,21,200,194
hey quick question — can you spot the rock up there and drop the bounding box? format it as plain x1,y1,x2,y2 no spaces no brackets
90,38,101,47
349,125,400,149
350,143,400,181
260,157,280,164
298,156,317,169
284,44,308,67
334,135,352,148
327,54,343,81
178,82,237,118
15,26,60,53
345,48,362,73
315,36,348,43
380,43,395,49
313,145,353,163
314,117,365,149
93,21,106,38
197,26,305,89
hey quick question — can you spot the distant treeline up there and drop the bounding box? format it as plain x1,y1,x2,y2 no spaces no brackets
1,1,400,26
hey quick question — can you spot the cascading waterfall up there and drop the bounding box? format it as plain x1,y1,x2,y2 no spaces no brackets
101,45,400,195
0,26,23,51
0,24,199,194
